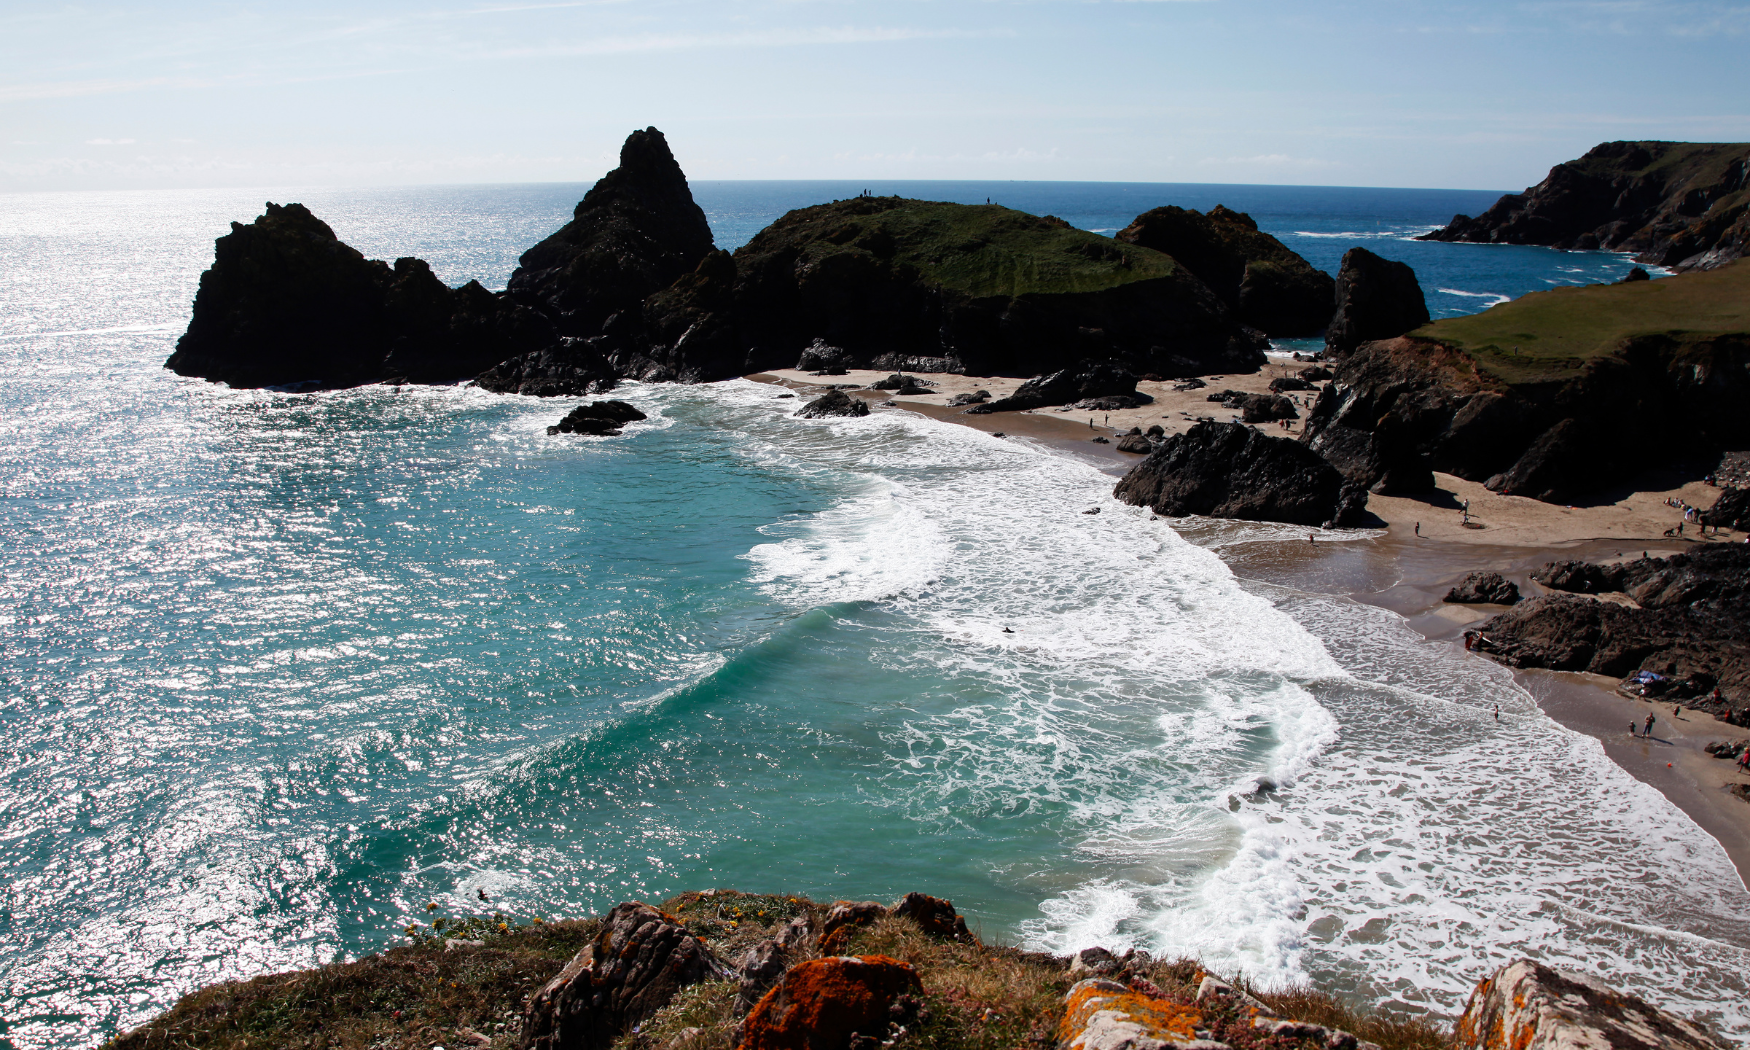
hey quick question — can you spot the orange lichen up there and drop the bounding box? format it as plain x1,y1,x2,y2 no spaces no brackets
1057,982,1204,1049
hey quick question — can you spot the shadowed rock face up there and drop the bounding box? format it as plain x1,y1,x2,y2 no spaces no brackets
507,127,715,338
1420,140,1750,272
1444,571,1520,605
1455,958,1728,1050
643,196,1265,382
1116,204,1335,336
1325,248,1430,356
1112,421,1367,528
166,203,556,389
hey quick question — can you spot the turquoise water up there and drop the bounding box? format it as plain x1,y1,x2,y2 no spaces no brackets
1,184,1744,1049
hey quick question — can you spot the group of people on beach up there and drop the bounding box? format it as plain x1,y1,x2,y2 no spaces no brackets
1630,712,1657,738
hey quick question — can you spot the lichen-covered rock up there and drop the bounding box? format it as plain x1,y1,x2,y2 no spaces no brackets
1113,421,1368,528
1056,978,1223,1050
1453,958,1727,1050
520,902,727,1050
817,900,889,954
1325,248,1430,356
1444,572,1521,605
889,892,973,943
738,955,922,1050
796,390,870,419
1193,976,1276,1020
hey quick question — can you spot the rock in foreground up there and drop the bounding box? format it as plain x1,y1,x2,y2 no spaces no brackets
1454,958,1727,1050
1112,421,1367,528
738,955,922,1050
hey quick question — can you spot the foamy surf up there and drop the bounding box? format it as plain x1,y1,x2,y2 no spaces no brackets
714,382,1750,1039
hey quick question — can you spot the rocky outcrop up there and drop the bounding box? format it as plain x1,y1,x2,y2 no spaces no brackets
1324,248,1430,356
1471,546,1750,717
797,338,853,372
818,900,889,955
649,196,1264,383
796,389,870,419
1444,572,1520,605
1420,140,1750,271
475,340,618,397
520,902,727,1050
506,128,715,338
738,955,922,1050
1112,421,1368,528
1115,205,1336,336
1057,978,1210,1050
1702,487,1750,530
548,400,647,436
970,363,1143,413
1205,390,1299,423
889,892,973,943
1454,958,1727,1050
167,203,557,389
735,940,789,1010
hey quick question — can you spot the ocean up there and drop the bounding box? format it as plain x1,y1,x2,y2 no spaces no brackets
1,181,1745,1049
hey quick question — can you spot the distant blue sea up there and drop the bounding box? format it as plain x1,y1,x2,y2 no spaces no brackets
0,181,1742,1050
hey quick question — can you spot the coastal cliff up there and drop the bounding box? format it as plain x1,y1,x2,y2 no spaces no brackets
1302,259,1750,500
1419,140,1750,271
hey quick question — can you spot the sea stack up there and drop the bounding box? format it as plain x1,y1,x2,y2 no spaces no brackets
1324,247,1430,356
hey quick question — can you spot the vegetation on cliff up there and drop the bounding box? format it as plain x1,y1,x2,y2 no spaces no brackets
1420,140,1750,271
107,892,1450,1050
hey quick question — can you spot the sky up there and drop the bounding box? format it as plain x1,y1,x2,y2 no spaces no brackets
2,0,1748,193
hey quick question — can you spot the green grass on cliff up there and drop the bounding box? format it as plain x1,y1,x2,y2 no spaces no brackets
1413,257,1750,385
105,892,1453,1050
747,198,1188,299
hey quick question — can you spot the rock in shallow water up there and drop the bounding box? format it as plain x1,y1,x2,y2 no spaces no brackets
796,389,871,418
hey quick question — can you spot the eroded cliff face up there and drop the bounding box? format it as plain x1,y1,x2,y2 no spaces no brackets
1301,331,1750,501
166,203,557,389
1420,140,1750,271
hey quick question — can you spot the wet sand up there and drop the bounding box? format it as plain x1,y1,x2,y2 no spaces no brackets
746,365,1750,888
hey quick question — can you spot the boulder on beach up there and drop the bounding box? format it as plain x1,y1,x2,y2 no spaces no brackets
1444,571,1520,605
970,362,1141,413
1112,421,1367,528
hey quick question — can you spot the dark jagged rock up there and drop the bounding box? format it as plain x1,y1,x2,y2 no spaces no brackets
1298,365,1333,382
1112,421,1367,528
547,399,648,436
797,337,854,372
871,373,933,394
651,196,1263,383
946,389,990,406
735,940,788,1010
970,363,1140,413
1115,433,1155,454
1444,571,1520,605
1474,545,1750,716
167,203,556,389
1203,389,1298,423
1702,487,1750,530
1325,248,1430,356
1116,204,1336,335
1618,266,1651,284
507,128,714,339
796,389,870,419
1420,140,1750,271
618,248,740,382
521,902,727,1050
475,339,619,397
1268,376,1314,393
869,352,965,374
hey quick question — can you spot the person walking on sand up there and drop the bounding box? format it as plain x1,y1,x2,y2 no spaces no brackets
1414,522,1420,537
1644,712,1656,738
1494,704,1499,721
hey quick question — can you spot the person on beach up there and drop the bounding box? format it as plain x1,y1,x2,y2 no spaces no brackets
1630,721,1638,737
1494,704,1500,721
1645,712,1656,738
1414,522,1420,537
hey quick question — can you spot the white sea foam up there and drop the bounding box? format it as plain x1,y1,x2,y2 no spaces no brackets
1436,288,1511,306
709,381,1750,1038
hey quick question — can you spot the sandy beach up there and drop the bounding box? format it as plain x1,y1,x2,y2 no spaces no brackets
749,365,1750,888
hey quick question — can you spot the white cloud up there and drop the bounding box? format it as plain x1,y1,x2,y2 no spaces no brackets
487,24,1010,59
0,77,207,103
